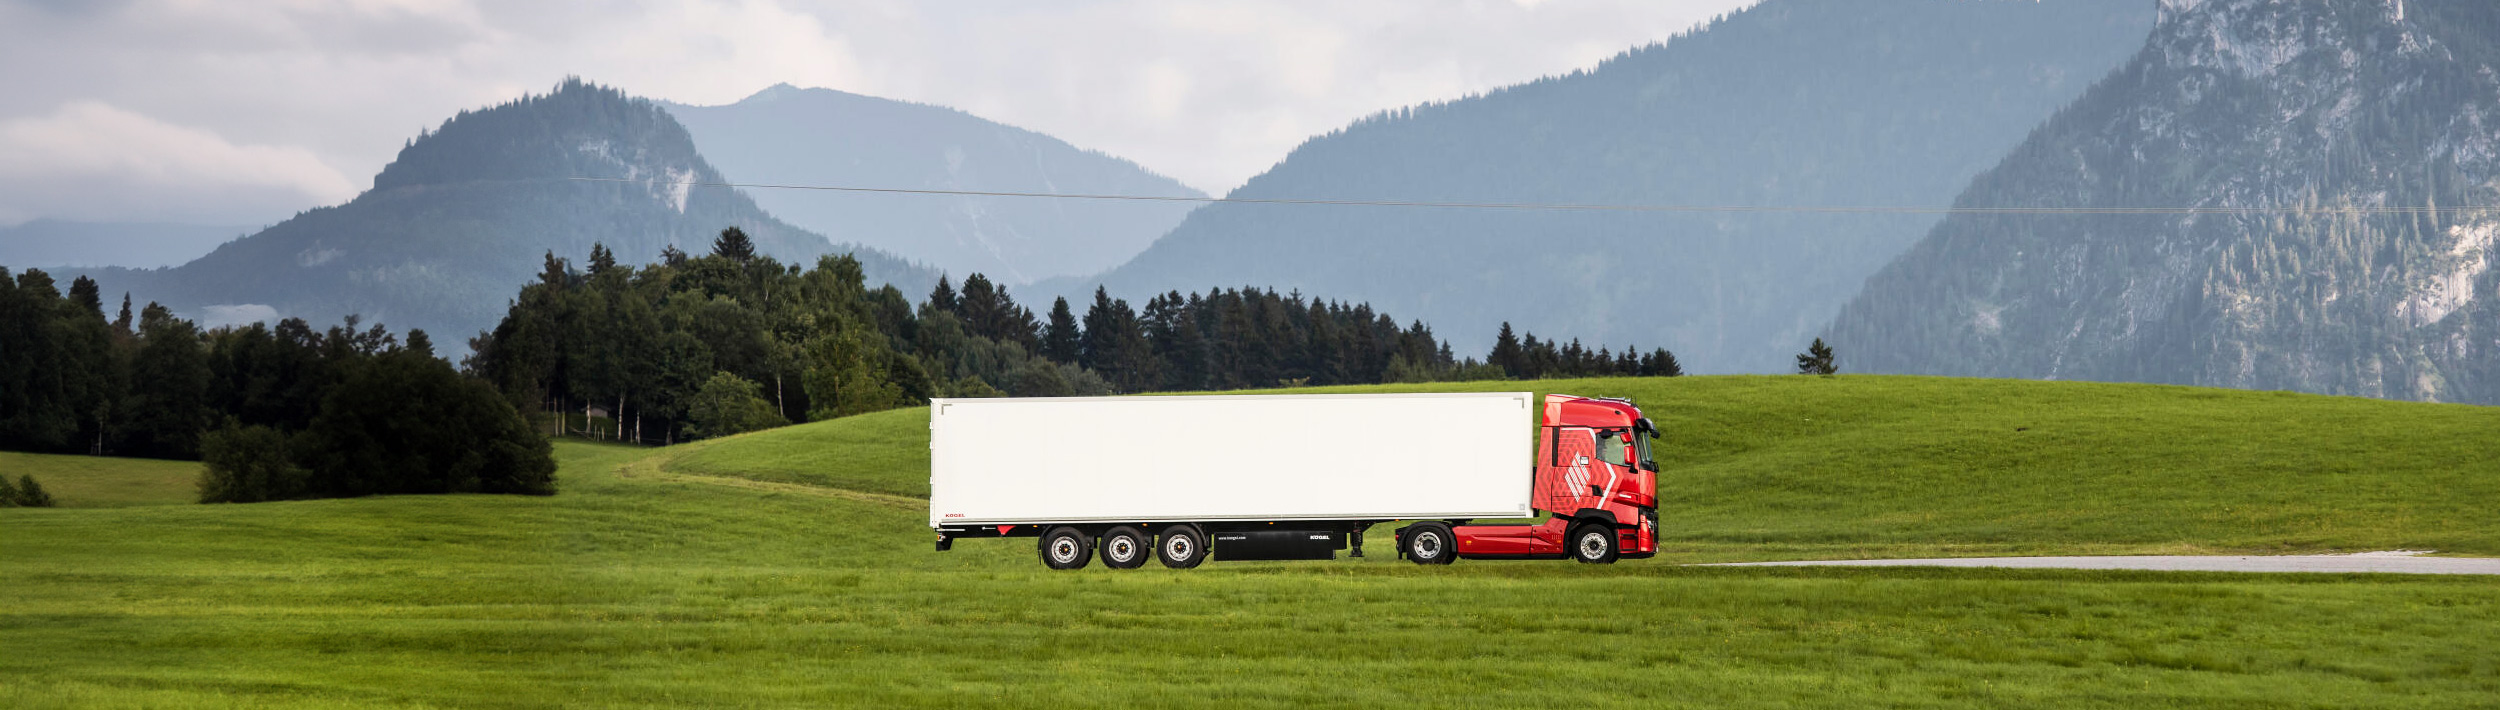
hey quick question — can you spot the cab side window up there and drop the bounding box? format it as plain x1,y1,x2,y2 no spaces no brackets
1597,431,1629,467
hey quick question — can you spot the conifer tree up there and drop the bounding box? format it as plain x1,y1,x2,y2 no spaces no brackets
1041,297,1081,363
926,275,960,316
1491,322,1523,378
587,243,616,274
711,226,758,261
1796,338,1837,375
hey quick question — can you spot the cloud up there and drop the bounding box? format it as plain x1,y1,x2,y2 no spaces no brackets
0,102,359,225
0,0,1756,223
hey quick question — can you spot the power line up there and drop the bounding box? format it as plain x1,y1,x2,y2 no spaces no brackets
567,177,2496,216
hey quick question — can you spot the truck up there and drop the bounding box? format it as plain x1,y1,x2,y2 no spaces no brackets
928,391,1661,569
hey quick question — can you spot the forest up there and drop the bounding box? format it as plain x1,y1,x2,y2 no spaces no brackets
0,226,1681,502
0,266,552,501
462,227,1682,445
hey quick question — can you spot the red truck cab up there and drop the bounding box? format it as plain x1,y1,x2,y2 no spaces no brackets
1397,394,1660,564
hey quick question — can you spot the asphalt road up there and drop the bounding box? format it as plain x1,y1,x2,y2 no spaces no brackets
1704,551,2500,575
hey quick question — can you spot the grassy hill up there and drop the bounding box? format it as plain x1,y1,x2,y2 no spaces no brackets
662,375,2500,559
0,451,199,507
3,375,2495,708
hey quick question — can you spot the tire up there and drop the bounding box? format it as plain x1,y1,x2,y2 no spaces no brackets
1157,525,1207,569
1570,523,1619,564
1100,526,1150,569
1401,523,1456,565
1039,526,1093,570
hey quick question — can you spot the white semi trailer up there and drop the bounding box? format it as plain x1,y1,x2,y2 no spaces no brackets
929,391,1666,569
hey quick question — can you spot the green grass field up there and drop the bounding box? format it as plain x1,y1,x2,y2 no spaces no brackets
3,375,2495,708
1,450,201,507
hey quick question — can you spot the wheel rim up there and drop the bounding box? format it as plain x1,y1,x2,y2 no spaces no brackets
1109,537,1136,562
1051,537,1081,564
1578,531,1608,559
1165,535,1195,561
1415,532,1443,559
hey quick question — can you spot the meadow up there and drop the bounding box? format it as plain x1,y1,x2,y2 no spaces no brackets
2,375,2495,708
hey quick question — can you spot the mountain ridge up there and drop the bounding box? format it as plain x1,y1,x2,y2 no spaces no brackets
660,84,1203,285
1829,0,2500,403
49,79,938,339
1060,0,2157,373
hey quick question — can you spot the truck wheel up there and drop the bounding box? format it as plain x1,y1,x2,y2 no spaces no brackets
1039,526,1093,570
1401,523,1456,565
1100,526,1149,569
1157,525,1206,569
1570,524,1619,564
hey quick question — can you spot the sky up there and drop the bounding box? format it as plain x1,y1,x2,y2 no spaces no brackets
0,0,1755,228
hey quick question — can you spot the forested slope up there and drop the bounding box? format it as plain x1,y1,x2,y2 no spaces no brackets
57,79,934,342
1074,0,2155,373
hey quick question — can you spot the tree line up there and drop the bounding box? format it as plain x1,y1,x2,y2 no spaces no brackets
463,228,1688,442
1,226,1690,502
0,266,553,501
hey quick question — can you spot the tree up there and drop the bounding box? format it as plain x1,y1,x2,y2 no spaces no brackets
926,275,960,316
711,226,758,261
685,371,786,438
1642,348,1684,377
298,345,555,496
803,324,903,420
122,303,213,459
587,242,617,274
12,475,53,507
1796,338,1837,375
1040,297,1081,364
198,421,307,503
1490,322,1523,378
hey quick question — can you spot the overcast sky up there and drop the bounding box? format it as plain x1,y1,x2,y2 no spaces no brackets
0,0,1754,228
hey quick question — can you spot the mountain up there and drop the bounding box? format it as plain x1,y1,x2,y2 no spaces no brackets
1829,0,2500,403
55,79,935,338
1064,0,2155,373
0,220,252,269
661,85,1203,285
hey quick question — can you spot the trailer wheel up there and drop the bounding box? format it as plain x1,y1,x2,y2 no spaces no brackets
1401,523,1456,565
1569,523,1619,564
1157,525,1206,569
1100,526,1149,569
1039,526,1094,570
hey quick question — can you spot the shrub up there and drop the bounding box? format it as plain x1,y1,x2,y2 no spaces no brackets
14,475,55,507
199,421,309,503
686,371,788,439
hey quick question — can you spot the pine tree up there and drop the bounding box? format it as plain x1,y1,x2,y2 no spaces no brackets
926,275,960,316
1643,348,1683,377
1796,338,1836,375
1490,322,1523,378
1041,297,1081,363
711,226,758,261
587,243,616,274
